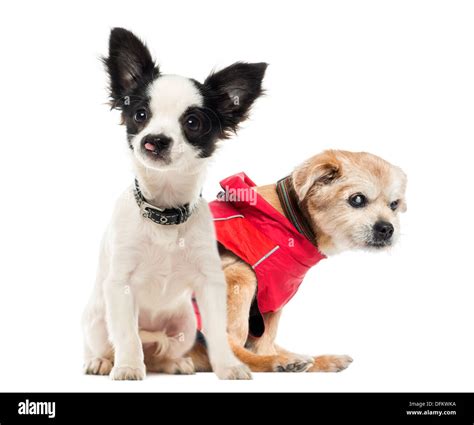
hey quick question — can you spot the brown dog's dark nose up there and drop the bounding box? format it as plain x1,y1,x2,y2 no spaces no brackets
373,221,394,241
141,134,172,154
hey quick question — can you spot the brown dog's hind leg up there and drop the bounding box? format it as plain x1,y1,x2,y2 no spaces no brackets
188,254,316,373
253,311,352,373
225,258,313,372
224,258,256,346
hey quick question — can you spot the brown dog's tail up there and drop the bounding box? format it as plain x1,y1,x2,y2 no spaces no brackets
188,332,282,372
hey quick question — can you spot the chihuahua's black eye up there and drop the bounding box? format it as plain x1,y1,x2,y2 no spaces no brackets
390,200,399,211
134,108,148,123
348,193,368,208
184,114,202,132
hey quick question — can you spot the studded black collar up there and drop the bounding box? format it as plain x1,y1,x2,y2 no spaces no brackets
133,179,194,225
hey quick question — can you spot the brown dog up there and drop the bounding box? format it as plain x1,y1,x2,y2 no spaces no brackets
190,150,407,373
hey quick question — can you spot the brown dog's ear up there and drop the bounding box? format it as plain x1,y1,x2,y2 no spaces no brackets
292,150,341,201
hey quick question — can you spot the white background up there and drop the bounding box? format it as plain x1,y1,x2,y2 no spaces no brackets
1,0,473,392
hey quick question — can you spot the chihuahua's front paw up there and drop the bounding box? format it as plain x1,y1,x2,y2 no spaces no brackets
84,358,113,375
214,363,252,380
110,364,146,381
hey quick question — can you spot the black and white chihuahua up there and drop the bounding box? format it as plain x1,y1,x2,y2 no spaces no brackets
82,28,267,380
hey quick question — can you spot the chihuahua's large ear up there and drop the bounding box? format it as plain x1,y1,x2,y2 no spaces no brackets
293,151,342,201
203,62,268,135
103,28,159,103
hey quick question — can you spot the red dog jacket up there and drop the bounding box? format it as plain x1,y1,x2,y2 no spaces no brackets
209,173,325,316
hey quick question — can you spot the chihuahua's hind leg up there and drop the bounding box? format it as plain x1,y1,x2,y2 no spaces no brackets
143,306,197,375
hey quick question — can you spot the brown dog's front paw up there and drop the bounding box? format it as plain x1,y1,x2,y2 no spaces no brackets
273,354,314,373
308,354,353,372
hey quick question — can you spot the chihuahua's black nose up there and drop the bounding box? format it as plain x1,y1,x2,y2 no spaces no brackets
373,221,394,241
142,134,172,154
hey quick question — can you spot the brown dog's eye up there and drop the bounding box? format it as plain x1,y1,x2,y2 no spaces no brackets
390,200,399,211
348,193,368,208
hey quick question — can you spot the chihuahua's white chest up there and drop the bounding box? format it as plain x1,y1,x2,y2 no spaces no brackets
127,220,196,310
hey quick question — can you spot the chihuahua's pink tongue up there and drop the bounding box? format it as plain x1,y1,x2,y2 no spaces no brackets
144,143,155,151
